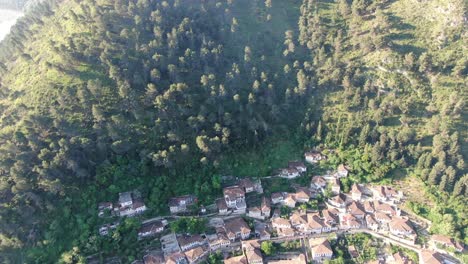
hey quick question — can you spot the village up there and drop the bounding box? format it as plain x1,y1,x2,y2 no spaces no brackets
93,150,465,264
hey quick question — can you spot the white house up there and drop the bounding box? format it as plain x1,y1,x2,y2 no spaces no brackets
288,161,307,173
311,240,333,262
304,151,325,164
279,167,301,179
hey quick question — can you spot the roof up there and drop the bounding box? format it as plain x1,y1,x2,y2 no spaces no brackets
249,206,261,213
246,248,263,263
267,254,306,264
375,212,392,221
282,167,299,174
168,195,195,207
312,176,327,186
98,202,113,209
177,234,204,247
363,201,374,212
290,212,307,224
223,186,245,199
330,193,347,204
224,217,251,234
295,187,311,199
348,202,365,216
132,199,146,209
366,214,378,226
184,246,205,262
322,209,338,223
389,218,414,233
312,240,333,255
307,215,325,229
119,192,132,204
271,192,284,200
351,183,363,194
166,252,187,264
272,217,291,227
420,250,444,264
239,178,255,189
337,164,348,173
305,151,322,157
431,234,464,250
216,198,228,210
143,252,165,264
284,193,296,203
277,227,295,237
289,161,306,168
138,221,164,234
242,239,261,251
375,202,397,215
224,255,247,264
261,196,271,210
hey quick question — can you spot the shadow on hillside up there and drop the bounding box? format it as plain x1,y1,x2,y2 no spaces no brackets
391,43,426,55
388,14,415,31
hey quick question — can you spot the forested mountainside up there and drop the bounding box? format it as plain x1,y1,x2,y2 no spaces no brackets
0,0,466,263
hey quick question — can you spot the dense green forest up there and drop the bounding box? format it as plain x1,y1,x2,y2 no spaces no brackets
0,0,466,263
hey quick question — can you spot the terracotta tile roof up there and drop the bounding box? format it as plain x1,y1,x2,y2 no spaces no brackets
242,239,261,251
223,186,245,199
431,234,464,251
312,176,327,186
261,196,271,211
277,227,295,237
138,221,164,235
166,252,186,264
375,212,392,222
389,218,414,234
363,201,375,213
224,217,251,234
246,248,263,263
272,217,291,228
420,250,444,264
177,234,204,248
307,214,326,229
295,187,311,200
312,240,333,255
348,201,365,216
351,183,363,194
322,209,338,223
217,198,228,210
290,212,308,225
143,252,165,264
184,246,206,263
366,214,378,226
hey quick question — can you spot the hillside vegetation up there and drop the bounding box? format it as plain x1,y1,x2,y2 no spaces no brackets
0,0,466,263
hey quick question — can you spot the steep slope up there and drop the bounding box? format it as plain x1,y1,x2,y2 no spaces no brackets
0,0,304,262
294,0,466,243
0,0,466,263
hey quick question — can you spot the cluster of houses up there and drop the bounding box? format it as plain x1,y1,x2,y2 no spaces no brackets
98,191,148,236
278,161,307,179
98,149,465,264
136,216,253,264
216,178,263,215
98,191,147,218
